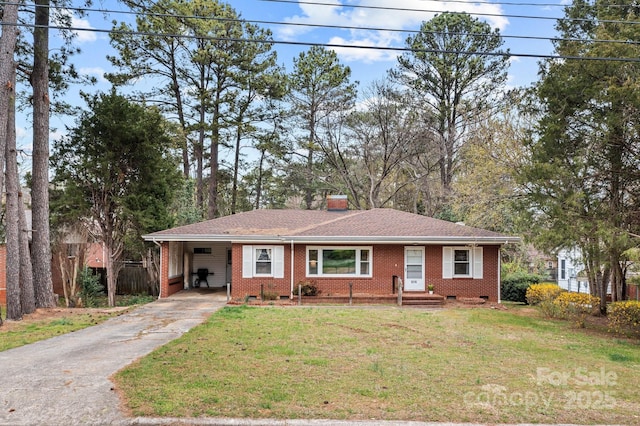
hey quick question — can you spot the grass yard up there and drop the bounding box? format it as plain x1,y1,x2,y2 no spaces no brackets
114,305,640,424
0,308,128,352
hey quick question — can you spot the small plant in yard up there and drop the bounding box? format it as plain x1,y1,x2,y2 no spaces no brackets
609,300,640,337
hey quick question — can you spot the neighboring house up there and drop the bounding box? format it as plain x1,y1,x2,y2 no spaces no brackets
144,196,519,302
557,247,590,293
52,241,107,297
527,245,557,281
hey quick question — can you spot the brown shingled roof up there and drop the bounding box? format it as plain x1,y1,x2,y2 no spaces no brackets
144,208,518,244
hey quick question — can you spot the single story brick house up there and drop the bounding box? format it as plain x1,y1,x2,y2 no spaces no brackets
143,196,519,302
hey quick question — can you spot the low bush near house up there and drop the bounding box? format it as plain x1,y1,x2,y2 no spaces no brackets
526,283,564,305
500,272,544,303
551,292,599,327
261,284,279,301
609,300,640,337
292,280,320,296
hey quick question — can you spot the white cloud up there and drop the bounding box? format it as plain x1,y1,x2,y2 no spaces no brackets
53,9,97,43
279,0,509,63
71,17,97,43
80,67,107,82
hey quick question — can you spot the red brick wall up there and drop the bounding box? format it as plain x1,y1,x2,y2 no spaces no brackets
159,242,184,298
231,244,293,298
0,245,5,305
230,243,501,302
424,245,500,301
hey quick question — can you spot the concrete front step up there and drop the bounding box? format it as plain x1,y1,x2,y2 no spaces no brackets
402,293,445,307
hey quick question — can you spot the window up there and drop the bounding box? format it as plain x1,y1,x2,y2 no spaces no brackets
307,247,372,277
442,247,483,279
193,247,212,254
454,249,470,276
242,245,284,278
560,259,566,280
255,248,272,275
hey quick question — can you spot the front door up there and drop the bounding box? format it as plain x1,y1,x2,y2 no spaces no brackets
404,247,425,291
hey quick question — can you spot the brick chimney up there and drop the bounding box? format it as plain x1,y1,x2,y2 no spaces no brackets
327,195,348,211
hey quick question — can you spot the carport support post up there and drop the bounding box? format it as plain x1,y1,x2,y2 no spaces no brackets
349,282,353,306
226,283,230,302
298,283,302,306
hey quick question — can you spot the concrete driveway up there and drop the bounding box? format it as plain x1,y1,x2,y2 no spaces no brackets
0,289,226,426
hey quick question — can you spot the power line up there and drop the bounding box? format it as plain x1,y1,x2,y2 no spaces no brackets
261,0,640,25
2,20,640,63
4,1,640,48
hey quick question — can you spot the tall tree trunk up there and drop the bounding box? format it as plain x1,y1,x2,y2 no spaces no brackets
0,2,19,323
106,245,117,307
5,69,22,320
231,123,242,214
0,0,20,197
208,95,221,219
32,0,56,308
19,192,36,314
255,149,266,210
305,119,315,210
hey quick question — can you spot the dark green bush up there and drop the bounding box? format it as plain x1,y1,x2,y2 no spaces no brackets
501,272,545,303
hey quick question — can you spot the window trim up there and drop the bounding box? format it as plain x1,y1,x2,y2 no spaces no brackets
242,245,285,279
443,246,483,279
253,246,274,277
306,246,373,278
453,248,472,278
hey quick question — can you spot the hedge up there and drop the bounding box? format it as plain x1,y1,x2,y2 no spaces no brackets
501,272,545,303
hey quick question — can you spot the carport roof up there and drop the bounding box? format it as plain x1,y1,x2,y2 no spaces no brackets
143,208,519,245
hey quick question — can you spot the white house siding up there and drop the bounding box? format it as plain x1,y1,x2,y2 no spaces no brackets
187,242,231,288
557,248,590,293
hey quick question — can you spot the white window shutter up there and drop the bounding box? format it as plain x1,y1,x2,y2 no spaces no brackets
442,247,453,279
473,247,483,279
274,245,285,278
242,245,253,278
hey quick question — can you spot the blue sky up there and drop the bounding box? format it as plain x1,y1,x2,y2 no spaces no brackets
18,0,567,161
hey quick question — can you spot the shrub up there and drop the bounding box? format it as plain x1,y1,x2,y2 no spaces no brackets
501,272,545,303
609,301,640,337
79,267,103,308
526,283,564,305
292,280,320,296
260,283,279,301
551,292,599,327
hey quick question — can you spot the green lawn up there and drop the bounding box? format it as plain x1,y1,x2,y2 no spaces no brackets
0,310,126,352
114,306,640,424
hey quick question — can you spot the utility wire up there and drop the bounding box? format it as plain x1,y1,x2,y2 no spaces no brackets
261,0,640,25
4,1,640,47
2,21,640,63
